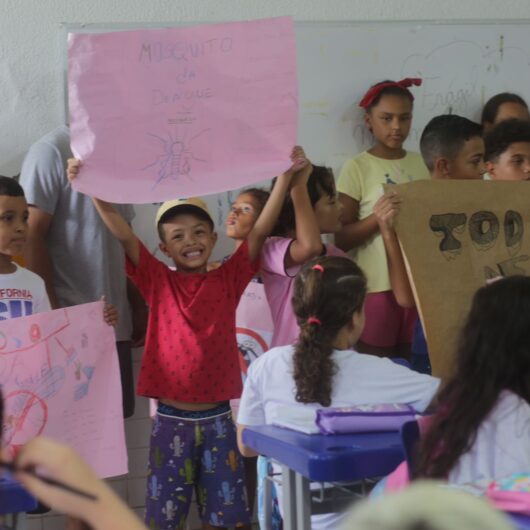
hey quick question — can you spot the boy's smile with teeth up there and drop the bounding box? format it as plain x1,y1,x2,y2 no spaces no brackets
159,213,217,273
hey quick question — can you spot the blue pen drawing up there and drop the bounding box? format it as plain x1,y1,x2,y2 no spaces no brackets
143,128,210,189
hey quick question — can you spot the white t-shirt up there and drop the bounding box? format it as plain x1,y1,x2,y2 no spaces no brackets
238,345,440,428
449,390,530,485
0,264,51,320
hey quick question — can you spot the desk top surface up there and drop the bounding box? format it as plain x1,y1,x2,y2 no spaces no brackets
243,425,404,482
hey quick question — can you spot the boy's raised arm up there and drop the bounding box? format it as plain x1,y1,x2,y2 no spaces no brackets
67,159,140,266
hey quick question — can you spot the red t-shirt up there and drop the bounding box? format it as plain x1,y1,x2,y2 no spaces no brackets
126,240,259,402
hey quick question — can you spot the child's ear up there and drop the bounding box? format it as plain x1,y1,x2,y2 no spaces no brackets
363,112,373,133
211,231,218,245
485,161,495,178
434,157,451,178
159,241,171,258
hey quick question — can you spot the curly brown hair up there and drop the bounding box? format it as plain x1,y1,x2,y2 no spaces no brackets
291,256,366,406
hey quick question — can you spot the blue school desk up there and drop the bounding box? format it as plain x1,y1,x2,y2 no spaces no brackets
0,475,37,529
242,425,404,530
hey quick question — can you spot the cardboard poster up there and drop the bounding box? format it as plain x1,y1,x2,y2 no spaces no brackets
392,180,530,377
68,17,298,203
0,302,127,478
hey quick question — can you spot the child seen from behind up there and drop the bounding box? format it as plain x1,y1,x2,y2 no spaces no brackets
238,256,439,530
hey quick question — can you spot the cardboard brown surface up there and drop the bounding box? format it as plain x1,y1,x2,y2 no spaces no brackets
390,180,530,377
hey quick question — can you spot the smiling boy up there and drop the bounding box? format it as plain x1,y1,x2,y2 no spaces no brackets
68,149,305,530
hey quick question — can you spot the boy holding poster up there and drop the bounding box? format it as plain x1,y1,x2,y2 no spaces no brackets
68,149,306,530
373,115,486,373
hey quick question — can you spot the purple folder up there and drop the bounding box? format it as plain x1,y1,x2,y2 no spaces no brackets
316,404,416,434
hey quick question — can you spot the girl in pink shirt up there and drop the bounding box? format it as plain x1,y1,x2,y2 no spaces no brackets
261,164,345,347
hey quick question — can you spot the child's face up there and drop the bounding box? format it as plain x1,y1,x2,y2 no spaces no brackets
314,192,343,234
487,142,530,181
365,95,413,151
447,136,485,180
0,195,29,258
225,193,261,240
159,213,217,273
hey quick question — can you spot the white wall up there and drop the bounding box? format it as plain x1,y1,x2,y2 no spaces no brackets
1,0,530,177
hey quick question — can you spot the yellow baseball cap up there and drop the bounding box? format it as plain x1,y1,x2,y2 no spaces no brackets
155,197,213,227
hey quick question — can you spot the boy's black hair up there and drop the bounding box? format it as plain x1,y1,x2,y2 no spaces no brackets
271,165,335,237
484,118,530,162
0,176,25,197
364,80,414,112
157,205,214,242
481,92,528,126
420,115,483,171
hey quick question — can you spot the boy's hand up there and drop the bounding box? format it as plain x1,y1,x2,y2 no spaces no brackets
373,191,401,233
67,158,82,183
101,296,118,327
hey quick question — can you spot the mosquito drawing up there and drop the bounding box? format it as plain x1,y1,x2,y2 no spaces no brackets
143,128,210,189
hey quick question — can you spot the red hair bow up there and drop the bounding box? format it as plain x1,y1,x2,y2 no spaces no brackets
358,78,422,109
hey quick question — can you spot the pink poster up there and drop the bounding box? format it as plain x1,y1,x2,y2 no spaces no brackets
235,281,274,377
0,302,127,478
68,17,298,204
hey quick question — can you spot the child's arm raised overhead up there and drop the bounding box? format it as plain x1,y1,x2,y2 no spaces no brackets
285,160,323,268
373,191,415,308
246,146,305,261
67,159,140,266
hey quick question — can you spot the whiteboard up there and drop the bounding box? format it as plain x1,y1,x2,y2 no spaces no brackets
65,21,530,261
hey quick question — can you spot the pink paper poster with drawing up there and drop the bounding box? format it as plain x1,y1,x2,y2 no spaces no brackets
68,17,298,204
0,302,127,478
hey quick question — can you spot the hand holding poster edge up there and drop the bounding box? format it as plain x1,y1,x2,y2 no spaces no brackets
387,179,530,379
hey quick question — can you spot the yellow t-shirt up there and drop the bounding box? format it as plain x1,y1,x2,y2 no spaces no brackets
337,150,429,293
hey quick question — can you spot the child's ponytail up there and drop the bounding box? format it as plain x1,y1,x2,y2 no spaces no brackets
292,257,366,407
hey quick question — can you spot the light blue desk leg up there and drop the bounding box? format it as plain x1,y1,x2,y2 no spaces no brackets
281,466,297,530
295,472,311,530
263,473,272,530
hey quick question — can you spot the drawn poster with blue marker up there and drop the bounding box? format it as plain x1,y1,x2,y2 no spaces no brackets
0,301,127,478
68,17,298,203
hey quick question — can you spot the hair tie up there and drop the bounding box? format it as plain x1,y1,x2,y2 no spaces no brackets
312,264,324,273
307,316,321,326
358,78,423,109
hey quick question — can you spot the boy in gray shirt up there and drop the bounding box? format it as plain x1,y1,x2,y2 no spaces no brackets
20,125,142,418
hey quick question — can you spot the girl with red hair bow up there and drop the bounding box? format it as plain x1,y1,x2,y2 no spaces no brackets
335,78,428,359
